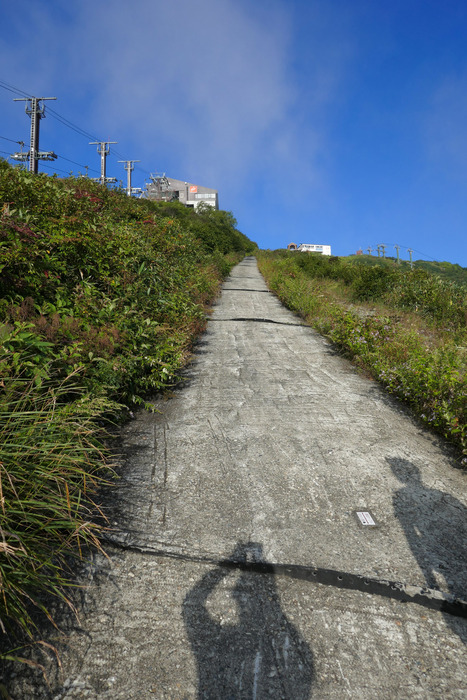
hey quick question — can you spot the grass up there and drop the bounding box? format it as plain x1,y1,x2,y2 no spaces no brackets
0,362,116,677
257,250,467,465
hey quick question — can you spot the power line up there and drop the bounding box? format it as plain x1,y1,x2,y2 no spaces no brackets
0,79,30,98
2,79,149,185
108,148,149,178
0,134,23,145
1,80,102,146
365,242,438,263
109,147,127,161
1,81,97,149
47,107,100,142
39,147,100,176
397,246,437,262
383,243,437,262
39,162,74,176
54,152,99,174
46,111,147,176
48,115,144,171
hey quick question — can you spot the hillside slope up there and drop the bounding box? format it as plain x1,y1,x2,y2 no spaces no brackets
0,160,256,402
343,254,467,287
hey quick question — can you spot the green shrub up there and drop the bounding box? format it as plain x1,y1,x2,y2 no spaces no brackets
257,251,467,464
267,249,467,330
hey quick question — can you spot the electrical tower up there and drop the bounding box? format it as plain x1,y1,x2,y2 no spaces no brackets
367,246,373,256
118,159,141,196
394,244,401,264
89,141,117,185
11,97,57,173
379,244,387,258
407,248,414,269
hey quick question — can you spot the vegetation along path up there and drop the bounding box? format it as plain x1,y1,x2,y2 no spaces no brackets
13,257,466,699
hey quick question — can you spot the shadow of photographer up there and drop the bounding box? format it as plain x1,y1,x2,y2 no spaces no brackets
183,541,314,699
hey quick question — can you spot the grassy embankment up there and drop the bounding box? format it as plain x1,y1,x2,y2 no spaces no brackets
0,159,256,665
257,250,466,464
340,252,467,288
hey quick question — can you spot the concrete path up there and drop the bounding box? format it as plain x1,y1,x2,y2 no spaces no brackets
14,257,466,698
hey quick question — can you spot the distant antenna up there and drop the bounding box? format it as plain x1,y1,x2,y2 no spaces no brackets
89,141,117,185
118,159,141,196
11,97,57,173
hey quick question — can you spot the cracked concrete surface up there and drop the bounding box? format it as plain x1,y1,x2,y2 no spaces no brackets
9,257,466,699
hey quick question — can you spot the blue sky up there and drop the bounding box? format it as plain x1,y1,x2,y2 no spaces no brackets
1,0,467,266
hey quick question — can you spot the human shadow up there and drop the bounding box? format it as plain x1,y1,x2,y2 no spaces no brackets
183,542,314,699
387,457,467,642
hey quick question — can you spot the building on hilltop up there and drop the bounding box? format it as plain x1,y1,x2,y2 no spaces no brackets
298,243,332,255
287,243,298,250
146,173,219,210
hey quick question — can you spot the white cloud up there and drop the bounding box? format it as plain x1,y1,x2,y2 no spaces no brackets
62,0,294,186
1,0,353,198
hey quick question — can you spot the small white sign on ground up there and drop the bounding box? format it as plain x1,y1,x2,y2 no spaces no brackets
354,510,379,527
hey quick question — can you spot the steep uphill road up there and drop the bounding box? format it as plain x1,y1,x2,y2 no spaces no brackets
14,257,466,699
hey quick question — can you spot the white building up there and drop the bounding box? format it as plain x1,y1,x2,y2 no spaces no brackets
298,244,332,255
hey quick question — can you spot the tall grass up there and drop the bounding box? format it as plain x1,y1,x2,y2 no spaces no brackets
0,356,117,649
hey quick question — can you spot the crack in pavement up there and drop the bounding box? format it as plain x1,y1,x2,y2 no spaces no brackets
221,288,272,293
207,317,306,327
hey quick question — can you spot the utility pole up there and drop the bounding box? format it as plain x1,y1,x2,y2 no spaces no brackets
118,159,141,196
379,244,386,258
11,97,57,173
407,248,414,269
394,244,400,264
376,245,381,257
89,141,117,186
367,246,373,256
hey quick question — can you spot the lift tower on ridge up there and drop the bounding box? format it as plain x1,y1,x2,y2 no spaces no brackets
89,141,117,186
11,97,57,173
119,159,142,196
